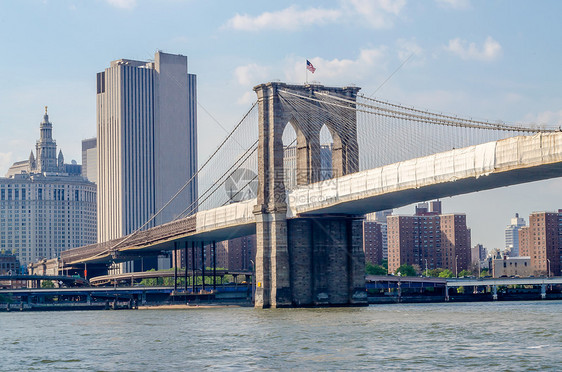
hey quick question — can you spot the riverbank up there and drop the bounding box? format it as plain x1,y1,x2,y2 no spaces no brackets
138,303,248,310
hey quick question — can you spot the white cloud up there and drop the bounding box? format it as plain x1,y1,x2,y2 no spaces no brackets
406,89,471,114
445,36,502,61
523,110,562,128
237,91,255,105
346,0,406,28
234,63,270,86
435,0,471,10
396,39,424,64
233,63,274,105
285,47,387,84
105,0,136,10
0,152,12,175
225,6,341,31
224,1,406,31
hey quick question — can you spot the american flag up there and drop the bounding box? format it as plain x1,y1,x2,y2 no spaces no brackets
306,60,316,73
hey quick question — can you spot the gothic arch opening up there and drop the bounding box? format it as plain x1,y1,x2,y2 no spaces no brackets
282,121,298,190
319,124,334,181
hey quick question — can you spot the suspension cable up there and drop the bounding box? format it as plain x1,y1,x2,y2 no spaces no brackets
103,102,258,254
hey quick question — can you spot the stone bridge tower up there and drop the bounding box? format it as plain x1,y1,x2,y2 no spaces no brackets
253,82,367,308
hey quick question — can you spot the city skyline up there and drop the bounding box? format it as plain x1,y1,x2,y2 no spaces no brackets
1,1,562,250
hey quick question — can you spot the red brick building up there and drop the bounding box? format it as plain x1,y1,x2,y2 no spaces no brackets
215,235,256,271
519,211,561,276
363,221,383,265
387,201,471,275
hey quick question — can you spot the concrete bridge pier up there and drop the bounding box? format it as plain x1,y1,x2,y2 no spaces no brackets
289,216,366,306
254,212,292,308
253,82,366,308
254,214,367,308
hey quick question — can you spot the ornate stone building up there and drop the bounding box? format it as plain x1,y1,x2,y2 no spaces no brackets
1,109,96,267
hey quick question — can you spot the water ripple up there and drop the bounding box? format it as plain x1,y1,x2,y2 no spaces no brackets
0,301,561,371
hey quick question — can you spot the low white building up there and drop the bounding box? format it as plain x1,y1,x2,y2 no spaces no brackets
492,256,532,278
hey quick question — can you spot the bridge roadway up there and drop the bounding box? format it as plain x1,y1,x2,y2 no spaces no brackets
0,275,88,287
445,276,562,288
3,276,559,298
88,270,252,286
62,132,562,265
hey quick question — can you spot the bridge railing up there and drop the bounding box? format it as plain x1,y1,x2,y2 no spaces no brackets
61,241,115,263
61,216,197,263
122,216,196,247
287,132,562,215
61,199,257,263
195,198,256,231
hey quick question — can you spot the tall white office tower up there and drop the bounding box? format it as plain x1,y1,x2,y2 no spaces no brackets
81,138,97,184
504,213,526,256
96,51,197,262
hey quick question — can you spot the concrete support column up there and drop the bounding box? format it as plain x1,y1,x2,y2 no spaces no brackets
288,216,367,307
492,285,498,300
173,242,178,292
184,241,188,293
541,283,546,299
348,219,367,304
288,219,313,305
254,212,292,308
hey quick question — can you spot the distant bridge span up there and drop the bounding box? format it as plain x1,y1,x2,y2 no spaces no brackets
62,131,562,266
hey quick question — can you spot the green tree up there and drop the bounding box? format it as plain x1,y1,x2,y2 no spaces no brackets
41,280,55,288
394,264,417,277
438,269,454,278
458,269,472,277
427,268,444,277
381,259,388,270
366,262,387,275
479,268,489,277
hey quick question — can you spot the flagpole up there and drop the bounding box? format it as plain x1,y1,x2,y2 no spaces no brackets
306,60,308,84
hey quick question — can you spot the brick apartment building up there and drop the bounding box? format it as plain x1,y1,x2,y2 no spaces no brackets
387,201,471,275
519,211,562,276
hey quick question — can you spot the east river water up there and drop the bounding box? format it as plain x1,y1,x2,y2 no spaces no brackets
1,301,561,371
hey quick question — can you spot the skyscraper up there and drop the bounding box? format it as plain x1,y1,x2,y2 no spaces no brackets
504,213,526,256
81,137,97,184
1,110,96,267
96,51,197,247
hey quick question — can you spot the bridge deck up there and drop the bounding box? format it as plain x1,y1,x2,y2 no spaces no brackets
288,132,562,215
62,132,562,265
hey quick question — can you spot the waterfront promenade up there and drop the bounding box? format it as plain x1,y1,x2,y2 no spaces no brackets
2,276,561,311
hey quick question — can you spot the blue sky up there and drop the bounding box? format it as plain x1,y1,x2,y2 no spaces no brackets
1,0,561,250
